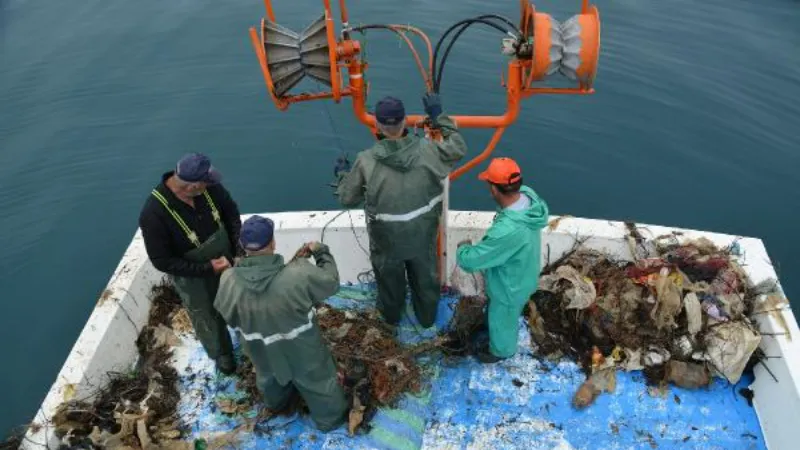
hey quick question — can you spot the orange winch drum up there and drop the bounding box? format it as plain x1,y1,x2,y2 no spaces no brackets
529,13,558,83
576,6,601,89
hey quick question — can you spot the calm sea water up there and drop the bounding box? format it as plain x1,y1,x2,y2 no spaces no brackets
1,0,799,438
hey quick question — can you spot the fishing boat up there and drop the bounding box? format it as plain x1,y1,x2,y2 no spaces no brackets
20,212,800,449
20,1,800,448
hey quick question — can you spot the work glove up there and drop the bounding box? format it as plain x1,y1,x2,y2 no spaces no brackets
422,92,443,124
334,154,351,179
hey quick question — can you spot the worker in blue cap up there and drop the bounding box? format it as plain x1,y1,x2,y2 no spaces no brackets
214,215,348,431
335,94,468,328
139,153,242,374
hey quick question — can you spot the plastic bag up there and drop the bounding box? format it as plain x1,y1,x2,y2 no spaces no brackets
539,265,597,310
703,322,761,383
684,292,702,336
450,264,486,298
665,360,710,389
650,268,682,329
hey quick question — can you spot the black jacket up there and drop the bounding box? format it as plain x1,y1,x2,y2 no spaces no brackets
139,171,243,278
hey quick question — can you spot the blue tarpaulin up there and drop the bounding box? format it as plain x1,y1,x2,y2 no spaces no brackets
174,284,765,449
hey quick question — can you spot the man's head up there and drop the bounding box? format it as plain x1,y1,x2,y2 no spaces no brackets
239,215,276,255
375,96,406,138
478,157,523,205
174,153,222,197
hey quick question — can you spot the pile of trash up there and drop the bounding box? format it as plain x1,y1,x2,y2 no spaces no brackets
53,283,188,449
526,236,785,408
316,305,426,435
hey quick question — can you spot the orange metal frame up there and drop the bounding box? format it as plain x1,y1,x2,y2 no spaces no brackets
249,0,600,182
250,0,600,180
249,0,599,284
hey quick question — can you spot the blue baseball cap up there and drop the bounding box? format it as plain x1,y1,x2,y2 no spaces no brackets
375,96,406,126
176,153,222,184
239,216,275,251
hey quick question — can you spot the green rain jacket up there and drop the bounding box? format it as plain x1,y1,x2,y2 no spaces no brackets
214,245,340,386
456,186,549,357
337,115,467,258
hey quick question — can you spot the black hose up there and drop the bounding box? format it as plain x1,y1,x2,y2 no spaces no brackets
433,16,518,92
352,16,519,93
435,22,483,92
472,14,520,33
351,24,397,32
433,18,511,72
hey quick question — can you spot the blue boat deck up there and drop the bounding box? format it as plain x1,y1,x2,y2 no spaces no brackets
172,285,765,449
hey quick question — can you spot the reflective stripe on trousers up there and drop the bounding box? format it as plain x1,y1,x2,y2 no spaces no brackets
373,194,443,222
235,310,315,347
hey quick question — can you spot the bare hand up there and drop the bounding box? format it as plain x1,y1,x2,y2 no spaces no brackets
211,257,231,273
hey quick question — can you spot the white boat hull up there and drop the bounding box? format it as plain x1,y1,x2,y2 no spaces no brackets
21,210,800,449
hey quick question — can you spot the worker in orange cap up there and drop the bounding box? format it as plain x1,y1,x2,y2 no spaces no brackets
455,157,549,363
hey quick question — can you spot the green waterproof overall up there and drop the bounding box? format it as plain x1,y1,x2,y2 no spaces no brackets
456,186,549,358
214,244,347,431
151,190,234,360
336,116,467,327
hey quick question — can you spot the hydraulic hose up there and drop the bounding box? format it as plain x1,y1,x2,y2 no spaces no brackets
352,24,434,92
432,16,519,93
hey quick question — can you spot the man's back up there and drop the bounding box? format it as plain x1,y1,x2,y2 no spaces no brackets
457,185,550,307
214,242,347,431
337,116,467,214
215,248,339,384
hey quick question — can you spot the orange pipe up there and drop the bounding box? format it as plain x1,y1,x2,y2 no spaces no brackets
339,0,349,23
263,0,276,21
389,25,434,80
522,87,595,97
286,88,352,104
348,60,523,129
250,25,288,110
323,3,342,102
450,127,507,181
387,27,432,91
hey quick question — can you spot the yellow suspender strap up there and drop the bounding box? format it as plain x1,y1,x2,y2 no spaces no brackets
151,190,201,247
203,190,222,226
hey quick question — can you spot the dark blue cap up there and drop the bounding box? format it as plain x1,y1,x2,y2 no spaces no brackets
375,96,406,126
239,216,275,251
176,153,222,184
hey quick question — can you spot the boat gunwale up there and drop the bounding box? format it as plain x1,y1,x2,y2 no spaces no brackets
20,210,800,450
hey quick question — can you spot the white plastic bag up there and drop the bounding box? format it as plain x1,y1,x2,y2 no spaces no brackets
704,322,761,384
538,265,597,310
684,292,702,337
450,264,486,298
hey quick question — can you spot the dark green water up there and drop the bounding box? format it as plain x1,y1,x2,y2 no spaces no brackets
1,0,799,438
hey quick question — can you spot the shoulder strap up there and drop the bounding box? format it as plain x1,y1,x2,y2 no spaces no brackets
202,190,222,226
151,190,201,247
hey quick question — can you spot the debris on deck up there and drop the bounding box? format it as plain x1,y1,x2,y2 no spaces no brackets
44,232,781,448
526,235,784,408
52,282,188,449
315,305,456,435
